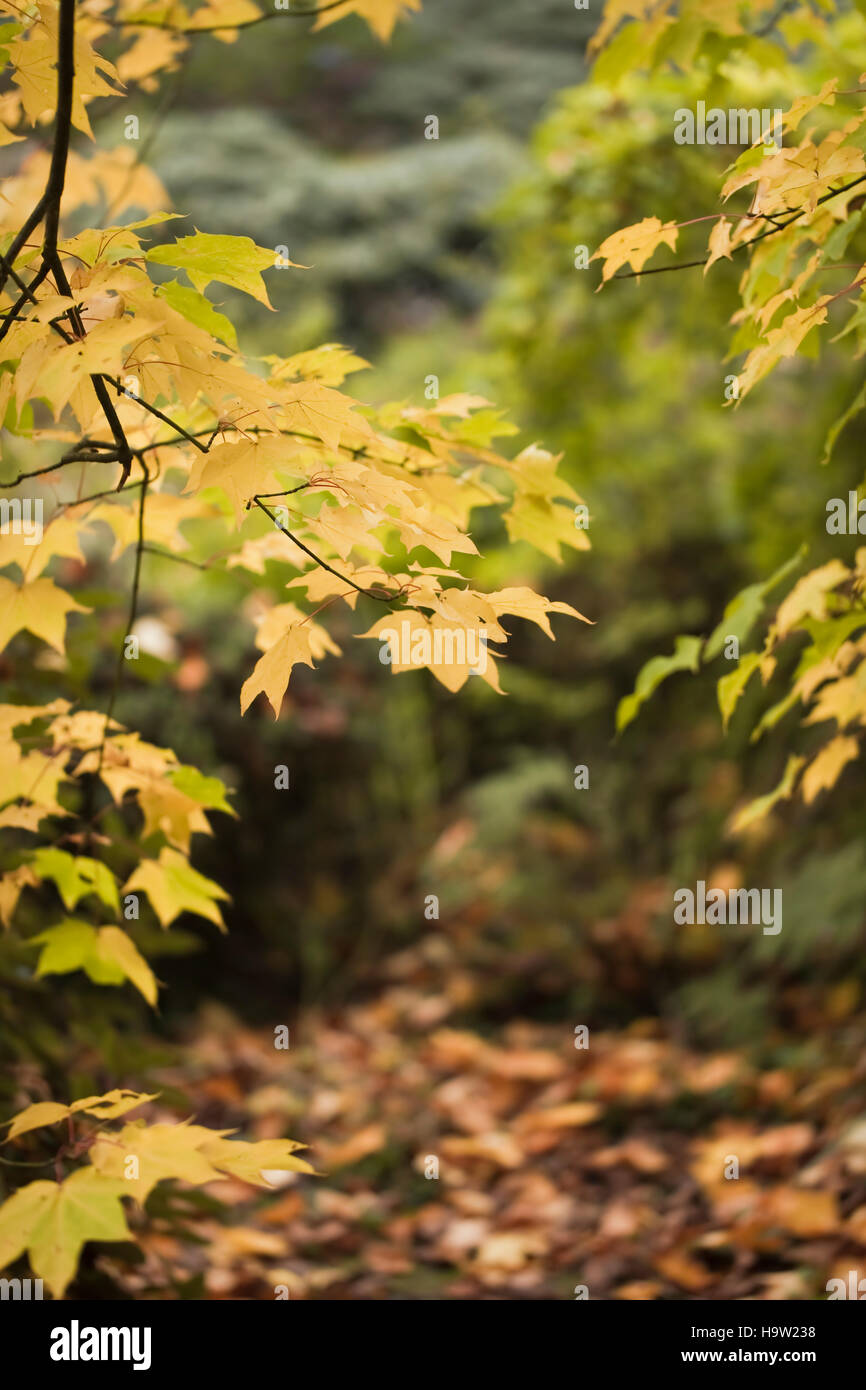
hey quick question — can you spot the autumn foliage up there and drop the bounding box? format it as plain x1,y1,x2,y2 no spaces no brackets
4,0,866,1304
0,0,589,1296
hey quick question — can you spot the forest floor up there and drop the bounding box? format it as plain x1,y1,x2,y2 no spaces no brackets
100,941,866,1301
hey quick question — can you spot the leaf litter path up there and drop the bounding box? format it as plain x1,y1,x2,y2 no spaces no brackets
104,966,866,1300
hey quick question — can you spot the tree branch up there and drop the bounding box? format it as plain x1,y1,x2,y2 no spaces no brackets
253,497,400,602
93,461,150,786
0,0,137,486
612,175,866,281
105,0,352,36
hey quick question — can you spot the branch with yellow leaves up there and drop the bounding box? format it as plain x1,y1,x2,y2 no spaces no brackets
609,174,866,282
0,0,135,485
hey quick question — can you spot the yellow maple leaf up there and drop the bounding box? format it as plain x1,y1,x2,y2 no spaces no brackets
185,435,314,524
804,665,866,732
89,1120,231,1204
587,0,658,58
360,610,504,694
0,576,89,655
781,78,838,135
488,586,592,637
4,1090,158,1142
592,216,678,285
124,846,230,929
253,602,342,661
240,624,317,717
279,380,375,454
504,493,590,562
10,2,120,137
32,920,159,1006
313,0,422,43
774,560,849,636
0,513,86,581
801,735,859,804
198,1136,314,1185
736,300,830,401
0,865,38,928
704,216,733,275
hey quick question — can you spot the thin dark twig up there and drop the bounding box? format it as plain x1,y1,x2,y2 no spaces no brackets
59,477,147,507
0,260,52,346
41,0,75,263
253,497,399,602
93,464,150,787
0,260,73,343
245,483,312,505
0,0,137,485
102,379,209,452
141,544,209,569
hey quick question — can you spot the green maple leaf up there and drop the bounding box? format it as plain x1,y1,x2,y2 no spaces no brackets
0,1168,131,1299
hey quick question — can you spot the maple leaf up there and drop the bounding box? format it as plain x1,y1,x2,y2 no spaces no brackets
147,230,294,308
704,217,733,275
504,494,591,562
0,743,70,817
507,443,579,502
198,1136,315,1185
801,735,859,803
718,651,762,731
31,919,159,1006
267,342,370,387
185,435,313,524
0,1168,131,1299
0,865,38,928
736,300,831,401
10,2,120,137
617,636,702,734
359,610,505,694
0,513,85,582
227,531,312,574
89,1119,314,1203
488,587,592,637
780,78,839,135
83,492,207,561
592,216,679,285
88,1120,231,1204
75,737,217,851
775,560,849,636
313,0,422,43
804,666,866,732
279,380,375,454
253,602,341,661
4,1090,159,1142
15,316,160,419
0,577,88,655
181,0,264,31
30,848,120,914
115,26,187,86
124,846,230,929
303,503,383,561
157,278,238,349
240,624,317,717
